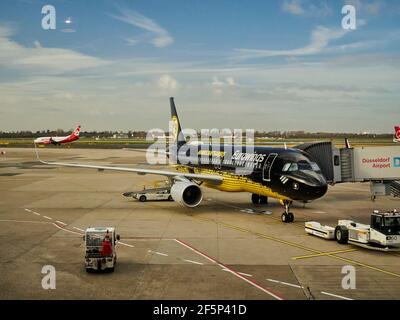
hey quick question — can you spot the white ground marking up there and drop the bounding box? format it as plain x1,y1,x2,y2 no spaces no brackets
152,251,168,257
321,291,353,300
314,211,327,214
52,223,82,235
21,209,140,248
267,279,303,289
174,239,284,300
118,242,134,248
183,259,204,265
24,208,40,216
237,272,253,277
0,219,52,224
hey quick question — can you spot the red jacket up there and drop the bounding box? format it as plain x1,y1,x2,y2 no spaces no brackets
101,239,112,256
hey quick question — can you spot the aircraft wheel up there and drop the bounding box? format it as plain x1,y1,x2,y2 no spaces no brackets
251,194,260,205
335,226,349,244
260,196,268,205
139,195,147,202
281,213,289,223
288,212,294,222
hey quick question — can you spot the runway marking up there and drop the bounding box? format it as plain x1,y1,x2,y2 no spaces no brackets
120,236,175,241
222,269,253,277
24,208,40,216
237,272,253,277
0,219,52,224
267,279,303,289
119,242,135,248
292,249,358,260
43,216,52,220
56,220,67,226
174,238,284,300
53,222,83,235
148,250,168,256
197,217,400,280
183,259,204,265
321,291,353,300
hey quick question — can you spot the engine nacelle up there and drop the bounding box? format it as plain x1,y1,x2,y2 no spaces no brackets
170,182,203,208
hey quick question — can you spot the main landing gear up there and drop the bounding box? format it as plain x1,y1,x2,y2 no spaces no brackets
281,201,294,223
251,194,268,205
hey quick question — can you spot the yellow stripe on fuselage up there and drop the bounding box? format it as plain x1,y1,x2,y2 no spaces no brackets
174,165,291,201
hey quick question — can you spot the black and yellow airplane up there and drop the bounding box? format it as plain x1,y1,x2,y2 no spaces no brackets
36,98,328,223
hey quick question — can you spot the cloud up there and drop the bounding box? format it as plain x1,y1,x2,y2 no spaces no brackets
157,74,178,91
211,77,237,94
345,0,386,16
0,25,109,74
110,9,174,48
282,0,332,17
282,0,305,15
233,26,349,60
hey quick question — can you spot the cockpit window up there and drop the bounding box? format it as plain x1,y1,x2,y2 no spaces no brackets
282,161,321,173
310,162,321,171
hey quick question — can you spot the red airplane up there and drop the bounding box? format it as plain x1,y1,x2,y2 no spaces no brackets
34,125,81,145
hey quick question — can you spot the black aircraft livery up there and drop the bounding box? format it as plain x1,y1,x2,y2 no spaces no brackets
168,97,328,222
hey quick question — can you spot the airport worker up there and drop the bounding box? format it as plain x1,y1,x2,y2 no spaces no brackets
101,232,112,256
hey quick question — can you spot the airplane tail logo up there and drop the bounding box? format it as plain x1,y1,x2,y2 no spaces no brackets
72,125,81,137
395,126,400,140
169,97,185,145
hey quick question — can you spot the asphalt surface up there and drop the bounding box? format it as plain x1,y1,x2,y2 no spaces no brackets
0,148,399,300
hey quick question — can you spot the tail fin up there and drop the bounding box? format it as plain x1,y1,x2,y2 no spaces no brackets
395,126,400,141
169,97,185,145
344,137,351,149
71,125,81,137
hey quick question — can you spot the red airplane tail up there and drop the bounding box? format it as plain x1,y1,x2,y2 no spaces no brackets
395,126,400,141
70,125,81,139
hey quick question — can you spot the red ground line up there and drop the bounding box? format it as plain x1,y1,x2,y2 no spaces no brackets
174,238,285,300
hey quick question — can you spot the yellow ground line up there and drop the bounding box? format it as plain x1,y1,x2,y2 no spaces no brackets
293,249,358,260
198,217,400,279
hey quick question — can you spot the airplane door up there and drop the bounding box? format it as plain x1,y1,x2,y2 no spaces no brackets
262,153,278,182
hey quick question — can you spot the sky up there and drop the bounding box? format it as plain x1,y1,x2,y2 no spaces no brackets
0,0,399,133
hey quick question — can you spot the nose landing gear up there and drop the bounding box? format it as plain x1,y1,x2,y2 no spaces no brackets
281,201,294,223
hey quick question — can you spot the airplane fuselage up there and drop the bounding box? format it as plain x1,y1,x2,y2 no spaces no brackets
34,135,77,145
174,144,328,203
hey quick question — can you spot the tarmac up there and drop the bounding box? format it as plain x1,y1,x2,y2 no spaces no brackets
0,147,399,300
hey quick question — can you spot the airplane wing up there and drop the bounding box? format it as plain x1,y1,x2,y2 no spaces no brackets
34,147,222,184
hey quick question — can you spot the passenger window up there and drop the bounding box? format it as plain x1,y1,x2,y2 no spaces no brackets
282,163,291,172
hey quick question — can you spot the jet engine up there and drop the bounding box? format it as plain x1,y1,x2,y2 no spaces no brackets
170,181,203,208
